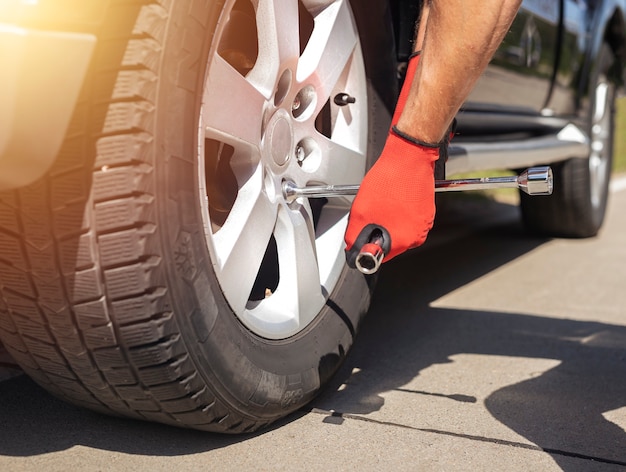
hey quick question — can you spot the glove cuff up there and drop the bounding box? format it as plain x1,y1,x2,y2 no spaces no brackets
391,124,453,180
408,50,421,60
391,125,440,148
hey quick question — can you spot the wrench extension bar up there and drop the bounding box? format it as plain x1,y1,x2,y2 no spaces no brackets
282,166,553,275
283,166,553,203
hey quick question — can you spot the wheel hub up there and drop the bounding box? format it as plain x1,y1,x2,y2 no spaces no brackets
199,0,369,339
266,109,294,167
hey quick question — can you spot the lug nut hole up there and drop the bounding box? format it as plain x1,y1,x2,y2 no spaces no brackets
292,85,317,121
295,138,321,172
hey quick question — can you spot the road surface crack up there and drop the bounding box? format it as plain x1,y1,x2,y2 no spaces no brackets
306,407,626,467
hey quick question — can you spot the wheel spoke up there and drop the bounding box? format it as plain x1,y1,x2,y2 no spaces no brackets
297,0,358,108
308,135,367,186
272,204,325,323
212,168,278,314
203,54,266,150
247,0,301,95
201,0,368,339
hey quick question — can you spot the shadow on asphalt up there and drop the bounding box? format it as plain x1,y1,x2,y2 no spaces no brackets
0,373,304,456
0,197,624,469
315,198,626,470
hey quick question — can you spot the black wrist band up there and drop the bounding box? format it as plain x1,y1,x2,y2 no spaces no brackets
391,126,440,148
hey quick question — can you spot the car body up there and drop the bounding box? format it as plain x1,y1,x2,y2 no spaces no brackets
390,0,626,174
0,0,624,432
2,0,624,187
0,2,101,189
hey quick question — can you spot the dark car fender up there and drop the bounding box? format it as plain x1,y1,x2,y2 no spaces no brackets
587,0,626,86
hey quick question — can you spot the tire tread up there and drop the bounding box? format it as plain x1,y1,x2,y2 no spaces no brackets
0,0,250,433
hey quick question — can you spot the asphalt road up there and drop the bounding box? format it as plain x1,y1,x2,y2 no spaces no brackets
1,179,625,471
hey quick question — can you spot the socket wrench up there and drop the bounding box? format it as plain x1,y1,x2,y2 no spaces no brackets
283,166,553,203
282,166,553,274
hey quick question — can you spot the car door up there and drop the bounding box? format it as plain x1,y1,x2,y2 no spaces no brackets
465,0,561,114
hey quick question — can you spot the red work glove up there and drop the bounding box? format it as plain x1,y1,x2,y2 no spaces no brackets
344,126,440,267
392,51,420,126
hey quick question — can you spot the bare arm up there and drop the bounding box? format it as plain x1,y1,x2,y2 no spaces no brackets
398,0,522,143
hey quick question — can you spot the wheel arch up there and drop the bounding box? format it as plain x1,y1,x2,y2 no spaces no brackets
587,1,626,89
349,0,398,129
603,4,626,86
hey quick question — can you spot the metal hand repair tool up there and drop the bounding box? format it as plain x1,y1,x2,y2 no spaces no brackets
282,166,553,274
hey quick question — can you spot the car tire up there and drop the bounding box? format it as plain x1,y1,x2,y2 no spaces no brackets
0,0,396,433
520,43,616,238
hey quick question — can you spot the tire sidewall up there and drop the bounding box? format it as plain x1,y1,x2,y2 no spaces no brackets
585,43,616,229
151,0,394,419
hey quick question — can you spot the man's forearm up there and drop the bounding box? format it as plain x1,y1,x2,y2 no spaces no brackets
397,0,522,143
